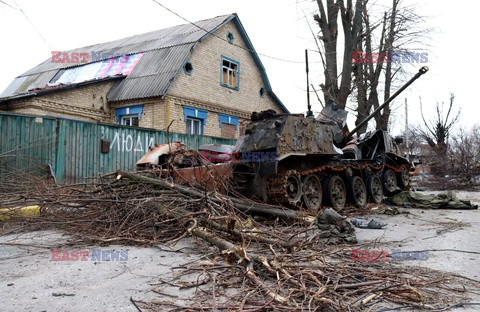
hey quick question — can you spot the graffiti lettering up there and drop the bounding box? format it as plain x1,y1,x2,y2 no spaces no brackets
104,127,154,153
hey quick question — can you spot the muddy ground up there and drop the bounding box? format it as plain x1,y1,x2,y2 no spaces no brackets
1,191,479,311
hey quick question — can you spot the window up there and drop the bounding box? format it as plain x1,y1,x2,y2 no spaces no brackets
115,105,143,127
121,114,139,127
219,114,238,139
184,62,193,75
221,56,239,90
183,106,208,135
259,87,266,98
226,32,235,44
219,114,239,130
221,123,236,139
186,118,203,135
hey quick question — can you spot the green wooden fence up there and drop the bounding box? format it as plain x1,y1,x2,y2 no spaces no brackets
0,112,235,184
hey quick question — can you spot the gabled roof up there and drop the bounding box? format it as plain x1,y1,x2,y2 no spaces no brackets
0,14,288,113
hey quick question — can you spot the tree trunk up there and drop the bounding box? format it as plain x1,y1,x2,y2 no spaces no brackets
374,0,398,131
354,9,386,135
315,0,363,109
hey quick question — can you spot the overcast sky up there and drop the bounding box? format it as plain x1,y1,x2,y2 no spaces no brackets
0,0,477,135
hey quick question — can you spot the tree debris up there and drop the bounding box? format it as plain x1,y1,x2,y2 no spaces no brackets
0,169,478,311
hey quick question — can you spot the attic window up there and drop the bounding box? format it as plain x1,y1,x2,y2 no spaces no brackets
226,32,235,44
259,87,266,98
184,62,193,75
221,56,240,90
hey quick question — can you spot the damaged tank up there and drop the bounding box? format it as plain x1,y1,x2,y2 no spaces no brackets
232,66,428,211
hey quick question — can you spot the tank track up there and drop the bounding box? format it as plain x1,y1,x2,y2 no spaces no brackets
266,163,409,210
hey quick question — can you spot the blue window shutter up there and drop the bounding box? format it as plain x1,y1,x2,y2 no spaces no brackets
219,114,239,130
115,107,127,123
219,114,228,128
184,106,208,126
230,116,239,130
129,105,143,120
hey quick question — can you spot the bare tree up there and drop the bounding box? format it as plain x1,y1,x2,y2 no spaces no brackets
314,0,363,109
449,126,480,183
353,0,431,132
417,93,460,157
314,0,431,133
352,3,386,134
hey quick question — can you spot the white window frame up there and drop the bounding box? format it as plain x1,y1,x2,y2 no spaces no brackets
120,114,139,127
186,117,203,135
221,56,239,90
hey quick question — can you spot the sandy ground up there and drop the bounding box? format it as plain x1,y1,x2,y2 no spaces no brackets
1,190,479,311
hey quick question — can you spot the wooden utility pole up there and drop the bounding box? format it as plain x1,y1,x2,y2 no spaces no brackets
306,49,313,117
405,98,409,161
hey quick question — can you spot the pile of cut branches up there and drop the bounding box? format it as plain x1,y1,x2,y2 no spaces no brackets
0,170,477,311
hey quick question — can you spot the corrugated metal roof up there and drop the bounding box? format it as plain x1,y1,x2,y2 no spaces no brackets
107,44,194,101
0,76,28,97
1,14,232,101
26,71,59,91
20,15,232,76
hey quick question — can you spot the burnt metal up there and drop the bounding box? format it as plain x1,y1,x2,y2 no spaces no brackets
136,142,185,168
233,67,429,210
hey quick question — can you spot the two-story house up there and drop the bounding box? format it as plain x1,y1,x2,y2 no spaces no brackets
0,13,288,139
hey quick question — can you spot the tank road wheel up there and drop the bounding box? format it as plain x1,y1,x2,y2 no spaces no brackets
383,169,397,195
349,176,367,209
367,176,383,204
302,174,322,211
285,173,302,204
327,175,347,211
397,166,410,189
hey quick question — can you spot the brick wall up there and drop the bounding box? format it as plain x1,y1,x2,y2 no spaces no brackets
108,98,167,130
164,96,245,138
169,21,282,114
5,81,115,122
221,123,236,139
165,20,284,138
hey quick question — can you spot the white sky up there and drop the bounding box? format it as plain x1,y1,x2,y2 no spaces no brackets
0,0,477,135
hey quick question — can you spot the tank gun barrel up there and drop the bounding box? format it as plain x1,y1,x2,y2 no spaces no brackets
346,66,429,140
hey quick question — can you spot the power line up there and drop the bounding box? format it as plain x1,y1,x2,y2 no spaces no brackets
151,0,324,64
10,0,52,50
0,0,16,10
